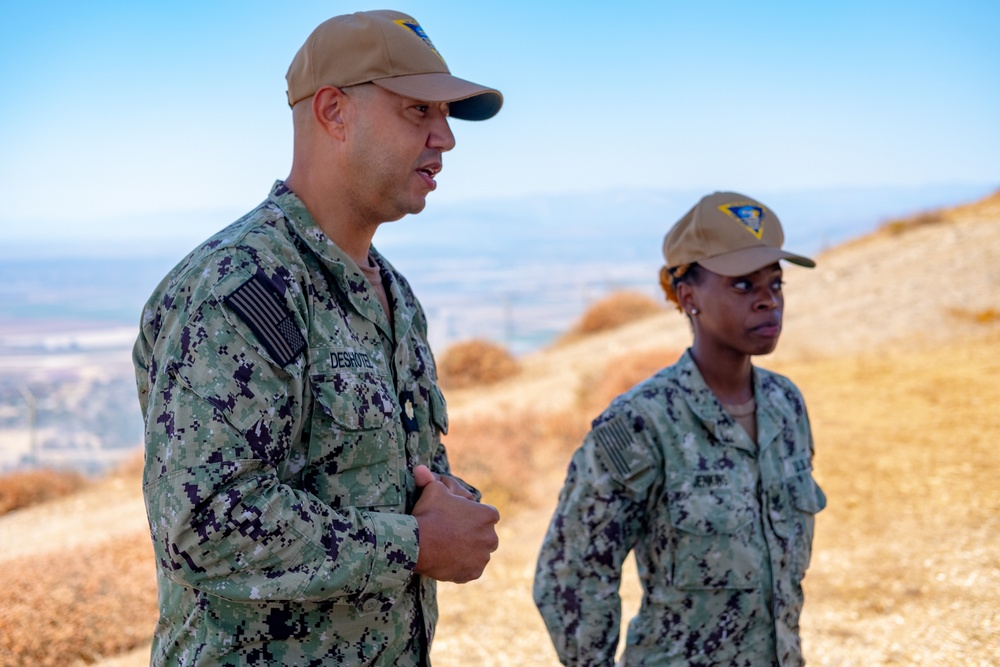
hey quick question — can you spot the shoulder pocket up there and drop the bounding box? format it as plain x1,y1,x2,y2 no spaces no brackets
789,469,827,515
767,471,825,580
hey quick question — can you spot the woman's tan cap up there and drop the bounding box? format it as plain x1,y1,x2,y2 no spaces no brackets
662,191,816,276
285,10,503,121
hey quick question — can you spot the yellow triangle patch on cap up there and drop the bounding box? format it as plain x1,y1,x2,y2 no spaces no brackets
718,203,767,240
394,18,444,61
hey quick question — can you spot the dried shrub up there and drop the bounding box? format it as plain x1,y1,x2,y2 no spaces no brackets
113,450,145,480
443,409,589,514
558,291,663,345
880,211,945,235
438,339,520,390
581,347,682,415
0,531,157,667
0,468,88,516
947,307,1000,324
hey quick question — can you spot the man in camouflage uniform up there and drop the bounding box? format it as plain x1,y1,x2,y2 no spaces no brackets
133,11,503,666
534,193,827,666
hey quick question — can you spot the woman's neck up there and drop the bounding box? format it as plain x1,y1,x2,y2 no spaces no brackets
689,344,754,405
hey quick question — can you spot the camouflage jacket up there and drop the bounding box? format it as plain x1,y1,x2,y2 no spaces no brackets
134,181,469,666
533,350,826,667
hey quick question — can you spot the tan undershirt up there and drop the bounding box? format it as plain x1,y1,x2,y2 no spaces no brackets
358,255,394,333
723,397,757,444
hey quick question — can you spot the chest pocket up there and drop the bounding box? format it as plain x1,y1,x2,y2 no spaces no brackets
302,370,402,510
668,473,761,590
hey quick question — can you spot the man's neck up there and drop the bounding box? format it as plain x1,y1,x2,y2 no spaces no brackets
284,173,378,268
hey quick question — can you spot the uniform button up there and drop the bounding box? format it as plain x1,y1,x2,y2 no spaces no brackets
362,598,379,613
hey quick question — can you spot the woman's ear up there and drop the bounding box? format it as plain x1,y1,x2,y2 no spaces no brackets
676,282,697,316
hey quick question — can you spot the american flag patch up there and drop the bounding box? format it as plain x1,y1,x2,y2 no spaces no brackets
593,416,637,478
224,276,306,366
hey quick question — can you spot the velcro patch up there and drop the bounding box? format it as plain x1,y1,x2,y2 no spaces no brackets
224,276,306,367
783,455,813,477
593,416,641,479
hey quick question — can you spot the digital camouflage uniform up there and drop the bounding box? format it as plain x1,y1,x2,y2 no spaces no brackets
134,181,473,666
534,350,826,667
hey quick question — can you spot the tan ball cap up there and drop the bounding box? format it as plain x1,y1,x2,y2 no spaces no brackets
662,191,816,276
285,10,503,121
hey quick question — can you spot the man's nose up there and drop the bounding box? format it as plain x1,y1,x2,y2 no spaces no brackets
429,109,456,152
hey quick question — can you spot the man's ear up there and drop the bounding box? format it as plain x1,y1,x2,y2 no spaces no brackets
312,86,348,141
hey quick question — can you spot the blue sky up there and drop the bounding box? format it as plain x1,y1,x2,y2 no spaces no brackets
1,0,998,246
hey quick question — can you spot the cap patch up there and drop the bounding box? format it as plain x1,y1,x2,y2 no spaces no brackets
718,203,766,240
394,19,443,61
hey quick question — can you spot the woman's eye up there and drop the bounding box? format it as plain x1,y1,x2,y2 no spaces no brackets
772,279,785,290
733,279,751,290
414,105,429,114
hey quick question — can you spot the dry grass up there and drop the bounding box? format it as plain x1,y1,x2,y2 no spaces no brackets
0,468,88,516
947,306,1000,324
437,339,520,390
5,337,999,667
0,530,157,667
880,210,946,235
444,409,589,515
577,347,682,416
771,332,1000,665
428,332,1000,667
556,291,664,345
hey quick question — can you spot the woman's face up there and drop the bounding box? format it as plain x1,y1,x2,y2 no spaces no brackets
683,263,785,358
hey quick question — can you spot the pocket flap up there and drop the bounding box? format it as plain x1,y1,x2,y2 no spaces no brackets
429,383,449,435
790,473,827,515
668,480,754,536
310,371,397,431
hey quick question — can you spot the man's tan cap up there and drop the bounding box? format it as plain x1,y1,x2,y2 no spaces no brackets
662,191,816,276
285,10,503,121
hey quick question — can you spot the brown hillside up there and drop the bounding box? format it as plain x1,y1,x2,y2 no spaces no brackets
0,189,998,667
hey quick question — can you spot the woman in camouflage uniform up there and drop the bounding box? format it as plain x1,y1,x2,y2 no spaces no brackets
534,191,827,667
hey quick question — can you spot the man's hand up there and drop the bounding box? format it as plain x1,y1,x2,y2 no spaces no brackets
412,465,499,583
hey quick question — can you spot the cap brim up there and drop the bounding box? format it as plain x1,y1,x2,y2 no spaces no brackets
373,73,503,120
699,246,816,276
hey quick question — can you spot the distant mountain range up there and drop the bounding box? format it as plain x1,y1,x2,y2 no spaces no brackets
3,182,996,260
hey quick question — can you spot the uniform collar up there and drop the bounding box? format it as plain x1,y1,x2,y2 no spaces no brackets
269,181,393,335
368,247,416,343
676,348,788,452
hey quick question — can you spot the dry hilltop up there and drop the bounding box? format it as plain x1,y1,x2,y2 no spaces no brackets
0,188,998,666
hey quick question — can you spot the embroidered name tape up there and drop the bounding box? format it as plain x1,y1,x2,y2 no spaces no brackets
693,472,731,489
224,276,306,367
330,350,375,370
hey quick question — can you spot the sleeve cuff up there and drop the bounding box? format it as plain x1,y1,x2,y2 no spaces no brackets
354,511,420,615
